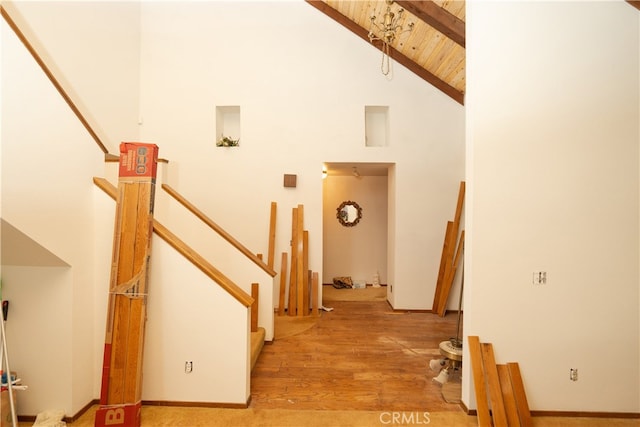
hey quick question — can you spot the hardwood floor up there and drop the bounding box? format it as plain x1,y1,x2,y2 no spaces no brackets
21,300,637,426
250,300,464,413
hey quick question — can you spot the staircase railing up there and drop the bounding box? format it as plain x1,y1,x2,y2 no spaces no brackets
93,177,253,307
162,184,277,278
1,4,110,155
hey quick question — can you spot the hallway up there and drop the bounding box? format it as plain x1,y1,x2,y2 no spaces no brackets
250,300,462,413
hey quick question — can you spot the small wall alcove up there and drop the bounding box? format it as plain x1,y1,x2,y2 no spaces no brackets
216,106,240,146
365,106,388,147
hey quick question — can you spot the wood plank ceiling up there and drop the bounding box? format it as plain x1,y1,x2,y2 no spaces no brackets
306,0,466,105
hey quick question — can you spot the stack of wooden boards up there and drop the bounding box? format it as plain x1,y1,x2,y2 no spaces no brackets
95,142,158,427
468,336,533,427
271,204,319,317
432,181,465,317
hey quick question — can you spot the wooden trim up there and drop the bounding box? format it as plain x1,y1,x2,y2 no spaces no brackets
395,1,465,48
48,398,101,424
467,336,492,427
105,153,169,163
436,230,464,316
142,400,249,409
627,1,640,11
296,205,305,316
460,402,639,420
1,5,110,155
433,181,465,316
497,364,520,427
433,221,453,311
459,400,472,414
18,399,639,423
94,177,253,308
251,283,259,332
507,362,533,426
530,411,640,419
278,253,288,316
151,222,254,307
162,184,276,277
391,308,431,314
288,207,298,316
481,343,508,426
302,230,310,315
267,202,277,270
311,272,319,316
304,1,464,105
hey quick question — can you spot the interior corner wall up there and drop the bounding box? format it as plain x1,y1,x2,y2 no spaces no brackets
464,1,639,413
1,266,73,415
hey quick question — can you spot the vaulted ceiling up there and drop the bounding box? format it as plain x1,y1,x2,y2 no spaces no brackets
308,1,640,106
306,0,466,105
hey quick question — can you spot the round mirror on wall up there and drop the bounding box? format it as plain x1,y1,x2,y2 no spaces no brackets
337,201,363,227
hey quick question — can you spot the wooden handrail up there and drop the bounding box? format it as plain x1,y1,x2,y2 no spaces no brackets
93,177,253,308
162,184,277,278
2,5,110,155
105,153,170,164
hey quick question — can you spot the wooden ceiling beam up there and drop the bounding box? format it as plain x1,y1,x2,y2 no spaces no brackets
395,1,465,48
305,1,464,105
627,0,640,11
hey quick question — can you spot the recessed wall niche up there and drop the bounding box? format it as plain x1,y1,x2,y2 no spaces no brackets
365,106,389,147
216,106,240,146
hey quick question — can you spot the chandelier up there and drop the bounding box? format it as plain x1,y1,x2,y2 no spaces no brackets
367,0,414,76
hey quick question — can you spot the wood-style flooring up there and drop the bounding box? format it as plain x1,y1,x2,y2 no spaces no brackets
250,300,463,413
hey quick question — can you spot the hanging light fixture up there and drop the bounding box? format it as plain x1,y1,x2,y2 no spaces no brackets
368,0,414,76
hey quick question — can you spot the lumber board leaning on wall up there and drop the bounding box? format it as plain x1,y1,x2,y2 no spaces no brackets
96,142,158,427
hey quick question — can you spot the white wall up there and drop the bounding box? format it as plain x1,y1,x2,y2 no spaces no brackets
2,0,464,416
2,1,142,153
137,0,465,311
4,0,639,417
323,175,388,285
143,237,251,404
95,190,251,405
151,176,275,340
464,1,640,413
1,266,73,415
2,8,104,416
1,0,141,416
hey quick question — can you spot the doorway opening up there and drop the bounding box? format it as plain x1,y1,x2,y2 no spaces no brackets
321,162,393,303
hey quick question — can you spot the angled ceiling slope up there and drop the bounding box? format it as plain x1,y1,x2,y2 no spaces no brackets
1,219,69,267
306,0,465,105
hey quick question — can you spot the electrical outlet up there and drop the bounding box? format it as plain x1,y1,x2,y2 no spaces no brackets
185,361,193,373
532,271,547,285
570,368,578,381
